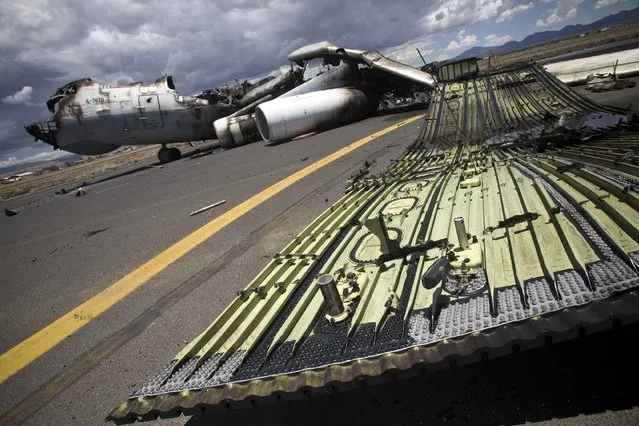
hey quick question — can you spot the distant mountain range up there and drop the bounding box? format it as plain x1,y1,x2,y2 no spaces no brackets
453,5,639,60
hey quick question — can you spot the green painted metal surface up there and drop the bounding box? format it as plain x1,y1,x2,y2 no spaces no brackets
108,65,639,423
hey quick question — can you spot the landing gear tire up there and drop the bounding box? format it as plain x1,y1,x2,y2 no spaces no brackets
169,147,181,161
158,147,181,163
158,147,173,163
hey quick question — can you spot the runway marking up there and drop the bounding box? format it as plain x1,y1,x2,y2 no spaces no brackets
0,113,424,384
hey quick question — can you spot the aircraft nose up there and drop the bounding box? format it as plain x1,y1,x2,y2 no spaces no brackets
25,121,58,149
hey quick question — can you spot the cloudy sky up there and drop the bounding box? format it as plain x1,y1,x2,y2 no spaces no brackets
0,0,633,169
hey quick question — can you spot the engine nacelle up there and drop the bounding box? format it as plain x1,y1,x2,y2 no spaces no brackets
213,114,261,149
254,88,371,143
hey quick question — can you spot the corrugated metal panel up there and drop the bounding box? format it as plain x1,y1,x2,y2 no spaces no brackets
107,65,639,423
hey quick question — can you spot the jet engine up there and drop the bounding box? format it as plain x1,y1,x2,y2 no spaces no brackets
213,62,362,149
254,88,374,143
213,114,261,149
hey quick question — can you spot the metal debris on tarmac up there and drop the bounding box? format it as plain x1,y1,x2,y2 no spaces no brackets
108,64,639,423
189,200,227,216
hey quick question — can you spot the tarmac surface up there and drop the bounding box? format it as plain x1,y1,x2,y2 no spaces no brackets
1,80,638,425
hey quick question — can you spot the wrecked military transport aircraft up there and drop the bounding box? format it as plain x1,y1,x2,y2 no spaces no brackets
24,71,303,163
24,41,433,163
107,43,639,423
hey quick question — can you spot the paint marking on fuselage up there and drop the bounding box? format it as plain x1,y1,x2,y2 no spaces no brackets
0,113,424,384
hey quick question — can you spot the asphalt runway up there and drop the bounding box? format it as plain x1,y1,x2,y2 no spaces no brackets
1,81,638,425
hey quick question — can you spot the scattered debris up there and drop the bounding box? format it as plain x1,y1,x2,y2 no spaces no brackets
189,200,226,216
300,157,309,162
557,111,587,130
615,146,639,162
48,244,71,254
585,59,637,93
378,89,431,111
76,187,87,197
4,208,18,217
31,258,37,263
84,227,110,238
557,162,584,173
349,159,377,183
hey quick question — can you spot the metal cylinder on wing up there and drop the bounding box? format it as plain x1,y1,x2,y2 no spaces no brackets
454,216,469,250
317,274,345,318
254,88,371,143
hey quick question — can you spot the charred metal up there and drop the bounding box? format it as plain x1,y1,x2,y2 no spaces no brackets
25,41,441,162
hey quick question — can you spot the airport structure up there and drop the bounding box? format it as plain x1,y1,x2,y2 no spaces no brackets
106,53,639,422
1,171,34,184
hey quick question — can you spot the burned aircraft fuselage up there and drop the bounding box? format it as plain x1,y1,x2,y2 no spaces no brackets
25,42,436,158
25,76,237,155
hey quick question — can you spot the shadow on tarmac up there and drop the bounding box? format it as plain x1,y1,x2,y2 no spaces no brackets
84,143,222,188
188,323,639,425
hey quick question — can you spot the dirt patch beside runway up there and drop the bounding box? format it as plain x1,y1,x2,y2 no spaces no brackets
0,143,203,200
479,21,639,71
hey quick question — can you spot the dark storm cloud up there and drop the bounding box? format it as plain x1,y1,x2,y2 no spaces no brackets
0,120,38,154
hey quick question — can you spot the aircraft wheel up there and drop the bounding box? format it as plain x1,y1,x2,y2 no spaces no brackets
170,147,181,161
158,147,173,163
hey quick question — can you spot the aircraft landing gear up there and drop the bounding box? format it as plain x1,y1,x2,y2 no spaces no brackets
158,145,182,163
169,147,181,161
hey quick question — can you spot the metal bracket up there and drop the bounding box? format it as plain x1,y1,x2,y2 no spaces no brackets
364,216,401,256
364,216,448,263
484,212,540,233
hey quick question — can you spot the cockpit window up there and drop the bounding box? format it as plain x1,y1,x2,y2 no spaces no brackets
166,75,175,90
46,78,93,113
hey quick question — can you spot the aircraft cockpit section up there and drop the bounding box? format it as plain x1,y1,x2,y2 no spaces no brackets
155,75,176,91
46,78,94,113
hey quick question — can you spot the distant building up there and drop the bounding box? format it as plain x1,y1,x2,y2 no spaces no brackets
437,57,480,82
1,171,34,184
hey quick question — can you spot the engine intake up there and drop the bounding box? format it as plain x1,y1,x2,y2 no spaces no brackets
254,88,371,143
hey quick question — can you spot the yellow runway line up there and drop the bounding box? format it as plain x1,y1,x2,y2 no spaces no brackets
0,114,424,383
